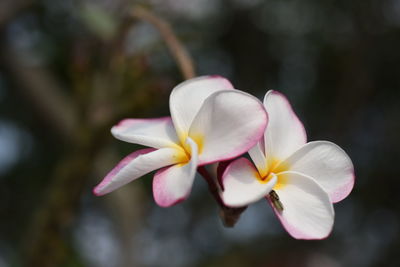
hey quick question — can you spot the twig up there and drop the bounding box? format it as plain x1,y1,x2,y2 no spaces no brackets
131,6,195,80
197,166,225,207
198,166,247,227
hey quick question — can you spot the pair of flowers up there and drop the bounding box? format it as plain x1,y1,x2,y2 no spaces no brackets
94,76,354,239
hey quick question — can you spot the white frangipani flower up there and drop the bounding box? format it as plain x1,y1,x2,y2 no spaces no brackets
94,76,268,207
220,90,355,239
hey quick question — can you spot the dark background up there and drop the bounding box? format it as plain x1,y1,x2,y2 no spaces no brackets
0,0,399,266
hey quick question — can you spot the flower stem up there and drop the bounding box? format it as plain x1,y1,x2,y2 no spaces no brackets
197,166,247,227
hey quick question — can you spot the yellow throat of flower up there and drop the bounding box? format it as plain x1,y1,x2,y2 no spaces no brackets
257,158,289,190
175,132,204,165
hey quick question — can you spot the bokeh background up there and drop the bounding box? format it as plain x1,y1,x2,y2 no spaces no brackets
1,0,400,266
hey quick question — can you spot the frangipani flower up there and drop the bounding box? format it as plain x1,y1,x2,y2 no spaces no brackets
94,76,268,207
220,90,355,239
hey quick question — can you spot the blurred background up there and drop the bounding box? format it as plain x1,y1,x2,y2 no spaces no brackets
1,0,400,266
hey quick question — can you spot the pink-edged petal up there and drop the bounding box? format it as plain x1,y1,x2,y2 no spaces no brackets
248,142,268,177
188,90,268,165
221,158,277,207
94,147,183,196
111,117,180,149
282,141,355,203
264,90,307,161
269,171,334,240
169,76,234,142
153,137,198,207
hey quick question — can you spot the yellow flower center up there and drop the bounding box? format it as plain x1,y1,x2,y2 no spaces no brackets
175,131,204,165
256,158,289,189
174,147,190,165
187,133,204,155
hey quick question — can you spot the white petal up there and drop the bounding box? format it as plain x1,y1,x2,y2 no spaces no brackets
94,147,184,196
169,76,234,142
111,117,180,149
270,171,334,240
283,141,355,203
221,158,277,207
189,90,268,165
153,137,199,207
248,142,268,177
264,90,307,161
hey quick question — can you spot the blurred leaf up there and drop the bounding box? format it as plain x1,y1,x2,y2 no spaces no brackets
79,3,117,40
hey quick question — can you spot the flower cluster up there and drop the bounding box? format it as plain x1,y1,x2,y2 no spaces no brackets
94,76,354,239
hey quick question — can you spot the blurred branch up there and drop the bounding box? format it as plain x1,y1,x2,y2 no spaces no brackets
0,5,196,265
0,45,78,141
22,123,121,266
131,6,195,80
21,83,165,266
0,0,33,28
24,143,98,267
